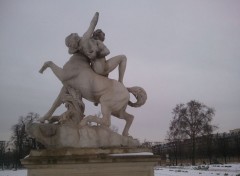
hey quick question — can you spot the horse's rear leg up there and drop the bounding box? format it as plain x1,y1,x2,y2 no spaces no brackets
39,87,65,122
100,104,111,127
122,112,134,136
113,111,134,136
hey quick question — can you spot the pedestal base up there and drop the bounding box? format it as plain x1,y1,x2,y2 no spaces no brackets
21,148,160,176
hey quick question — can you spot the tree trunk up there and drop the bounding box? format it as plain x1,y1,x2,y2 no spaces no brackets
192,136,196,165
224,155,227,164
174,143,178,166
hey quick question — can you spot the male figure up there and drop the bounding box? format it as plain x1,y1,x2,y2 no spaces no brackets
90,29,127,83
78,12,127,83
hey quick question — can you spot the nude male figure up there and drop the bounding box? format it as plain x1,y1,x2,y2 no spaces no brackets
43,12,127,83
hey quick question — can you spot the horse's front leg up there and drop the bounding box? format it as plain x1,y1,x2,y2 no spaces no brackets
39,61,66,82
39,61,52,74
38,87,66,123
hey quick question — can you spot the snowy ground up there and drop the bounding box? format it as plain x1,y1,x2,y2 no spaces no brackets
1,164,240,176
155,164,240,176
0,169,26,176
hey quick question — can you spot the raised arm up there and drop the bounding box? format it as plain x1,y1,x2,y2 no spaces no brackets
82,12,99,40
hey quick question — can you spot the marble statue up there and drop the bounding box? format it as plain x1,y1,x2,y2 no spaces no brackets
28,12,147,148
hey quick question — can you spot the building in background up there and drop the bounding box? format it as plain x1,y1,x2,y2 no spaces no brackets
153,129,240,165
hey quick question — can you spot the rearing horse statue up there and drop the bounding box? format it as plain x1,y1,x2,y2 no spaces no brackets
38,12,147,136
39,53,147,136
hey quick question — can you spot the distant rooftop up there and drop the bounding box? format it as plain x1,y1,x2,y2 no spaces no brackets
230,128,240,133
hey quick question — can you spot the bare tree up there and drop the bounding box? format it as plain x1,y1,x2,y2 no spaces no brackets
10,112,40,169
0,141,8,170
168,100,217,165
234,132,240,161
166,130,184,165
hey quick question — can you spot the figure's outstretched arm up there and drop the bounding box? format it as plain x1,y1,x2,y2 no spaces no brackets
82,12,99,40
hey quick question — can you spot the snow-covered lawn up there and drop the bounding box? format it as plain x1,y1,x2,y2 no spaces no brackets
155,168,240,176
1,164,240,176
0,169,26,176
155,164,240,176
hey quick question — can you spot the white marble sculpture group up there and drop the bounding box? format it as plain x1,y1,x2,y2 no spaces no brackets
26,12,147,148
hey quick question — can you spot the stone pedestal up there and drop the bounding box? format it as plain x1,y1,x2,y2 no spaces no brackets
21,148,160,176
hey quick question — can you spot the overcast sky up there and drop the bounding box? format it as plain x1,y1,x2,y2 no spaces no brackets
0,0,240,142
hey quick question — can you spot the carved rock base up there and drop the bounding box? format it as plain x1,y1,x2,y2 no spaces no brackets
26,122,139,148
21,148,160,176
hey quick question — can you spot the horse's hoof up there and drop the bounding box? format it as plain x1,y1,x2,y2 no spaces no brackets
38,117,47,123
79,120,87,127
122,132,129,137
38,120,45,123
39,65,47,74
39,61,51,74
127,135,133,139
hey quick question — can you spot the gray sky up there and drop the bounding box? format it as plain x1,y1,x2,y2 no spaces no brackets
0,0,240,142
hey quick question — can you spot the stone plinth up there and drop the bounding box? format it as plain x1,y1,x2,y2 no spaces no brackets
21,148,160,176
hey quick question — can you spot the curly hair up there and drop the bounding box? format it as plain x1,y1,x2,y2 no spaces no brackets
65,33,81,54
92,29,104,40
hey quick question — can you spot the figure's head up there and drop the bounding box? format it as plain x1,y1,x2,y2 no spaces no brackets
93,29,105,42
65,33,81,54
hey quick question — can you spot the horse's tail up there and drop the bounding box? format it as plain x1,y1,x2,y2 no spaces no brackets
127,86,147,107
